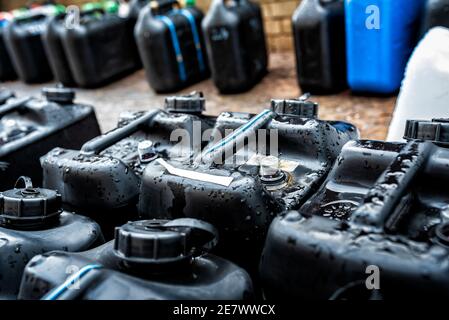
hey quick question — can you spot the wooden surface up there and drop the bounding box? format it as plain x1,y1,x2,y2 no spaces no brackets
1,52,397,140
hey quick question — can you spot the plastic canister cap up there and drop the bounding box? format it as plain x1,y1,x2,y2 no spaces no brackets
271,93,318,118
138,140,157,163
82,2,104,12
404,119,449,146
42,86,75,104
113,219,218,266
183,0,196,7
258,156,287,189
164,91,205,114
0,177,62,229
259,156,280,177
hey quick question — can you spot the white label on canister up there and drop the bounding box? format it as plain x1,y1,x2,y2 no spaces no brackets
157,159,234,187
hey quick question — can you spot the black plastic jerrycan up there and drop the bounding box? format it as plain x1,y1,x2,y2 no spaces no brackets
292,0,347,94
18,218,253,300
260,119,449,300
3,11,55,83
0,176,104,300
0,13,17,81
0,86,101,190
421,0,449,35
202,0,268,94
41,92,215,237
62,8,141,88
42,13,76,87
135,0,209,93
137,96,358,272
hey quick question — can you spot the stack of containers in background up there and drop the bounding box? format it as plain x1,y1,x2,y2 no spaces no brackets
43,1,141,88
3,4,64,83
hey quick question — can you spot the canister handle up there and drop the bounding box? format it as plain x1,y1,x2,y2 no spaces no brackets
164,218,219,253
0,97,32,120
80,109,161,155
14,176,34,190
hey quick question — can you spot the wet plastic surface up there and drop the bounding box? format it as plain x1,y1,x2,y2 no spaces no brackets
41,96,215,238
0,178,104,300
138,98,358,278
18,219,253,300
260,125,449,299
0,87,101,190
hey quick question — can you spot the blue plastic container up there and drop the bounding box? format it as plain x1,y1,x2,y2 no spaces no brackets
345,0,425,94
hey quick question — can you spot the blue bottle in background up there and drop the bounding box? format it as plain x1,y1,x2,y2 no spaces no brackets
345,0,425,94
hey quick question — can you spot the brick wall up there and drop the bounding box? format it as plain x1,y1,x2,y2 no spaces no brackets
0,0,300,52
257,0,300,52
196,0,301,52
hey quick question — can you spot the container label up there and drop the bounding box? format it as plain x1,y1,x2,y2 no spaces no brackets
157,159,234,187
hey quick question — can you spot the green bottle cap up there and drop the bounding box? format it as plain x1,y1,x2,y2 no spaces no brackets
44,4,66,16
82,2,103,12
55,4,66,15
185,0,196,6
12,8,28,18
103,0,119,13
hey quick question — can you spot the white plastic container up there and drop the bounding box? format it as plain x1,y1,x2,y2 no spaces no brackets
387,27,449,141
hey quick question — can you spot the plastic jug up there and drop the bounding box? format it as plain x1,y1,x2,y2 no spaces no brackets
41,92,215,238
0,176,104,300
3,10,55,83
18,219,253,300
345,0,425,93
135,0,209,93
137,96,358,277
62,8,141,88
202,0,268,93
292,0,347,94
261,119,449,299
0,86,101,190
